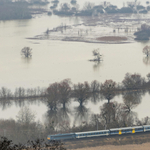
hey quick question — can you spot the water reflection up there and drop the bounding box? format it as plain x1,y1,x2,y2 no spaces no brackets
0,100,12,110
90,80,100,104
46,109,59,128
100,80,116,104
93,61,102,71
73,105,90,125
143,56,150,65
58,106,71,121
90,92,100,104
122,91,142,126
21,57,32,64
45,104,71,131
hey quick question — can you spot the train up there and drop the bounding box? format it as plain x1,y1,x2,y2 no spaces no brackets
47,125,150,140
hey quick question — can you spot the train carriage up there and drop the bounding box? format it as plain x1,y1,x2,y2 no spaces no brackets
110,126,143,135
75,130,109,139
47,125,150,141
143,125,150,132
134,126,144,133
47,133,76,140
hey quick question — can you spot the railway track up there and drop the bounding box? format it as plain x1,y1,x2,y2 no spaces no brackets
64,131,150,149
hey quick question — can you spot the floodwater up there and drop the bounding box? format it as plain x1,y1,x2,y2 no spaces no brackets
0,0,150,124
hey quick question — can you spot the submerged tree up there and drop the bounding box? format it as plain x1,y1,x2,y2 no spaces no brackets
122,91,141,114
122,73,145,90
46,82,60,111
73,82,90,106
100,80,116,103
92,49,102,61
99,102,124,129
143,45,150,57
16,106,36,126
21,47,32,58
74,105,89,125
59,79,72,109
90,80,100,103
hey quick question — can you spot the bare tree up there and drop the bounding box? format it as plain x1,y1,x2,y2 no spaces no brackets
99,102,123,129
136,116,150,125
16,106,36,126
73,82,90,106
122,73,145,90
92,49,102,61
90,80,100,103
143,45,150,57
46,82,60,111
21,47,32,58
122,91,141,114
0,87,12,100
58,79,72,109
100,80,116,103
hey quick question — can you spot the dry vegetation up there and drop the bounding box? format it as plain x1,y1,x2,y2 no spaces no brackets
71,143,150,150
96,36,128,41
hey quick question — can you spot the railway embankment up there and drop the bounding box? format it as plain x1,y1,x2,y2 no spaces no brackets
64,132,150,149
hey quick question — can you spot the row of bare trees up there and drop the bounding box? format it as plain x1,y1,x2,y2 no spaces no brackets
0,72,150,105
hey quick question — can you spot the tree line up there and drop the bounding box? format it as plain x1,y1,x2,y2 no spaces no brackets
51,1,150,17
0,72,150,103
0,0,49,20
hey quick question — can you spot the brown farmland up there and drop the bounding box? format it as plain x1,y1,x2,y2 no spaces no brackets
96,36,128,41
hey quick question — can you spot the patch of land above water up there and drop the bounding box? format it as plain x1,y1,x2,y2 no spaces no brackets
28,13,150,44
71,143,150,150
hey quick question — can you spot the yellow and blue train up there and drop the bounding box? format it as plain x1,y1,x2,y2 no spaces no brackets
47,125,150,140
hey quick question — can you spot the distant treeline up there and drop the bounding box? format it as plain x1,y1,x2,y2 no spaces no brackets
50,1,150,16
0,0,49,20
134,24,150,41
0,2,31,20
